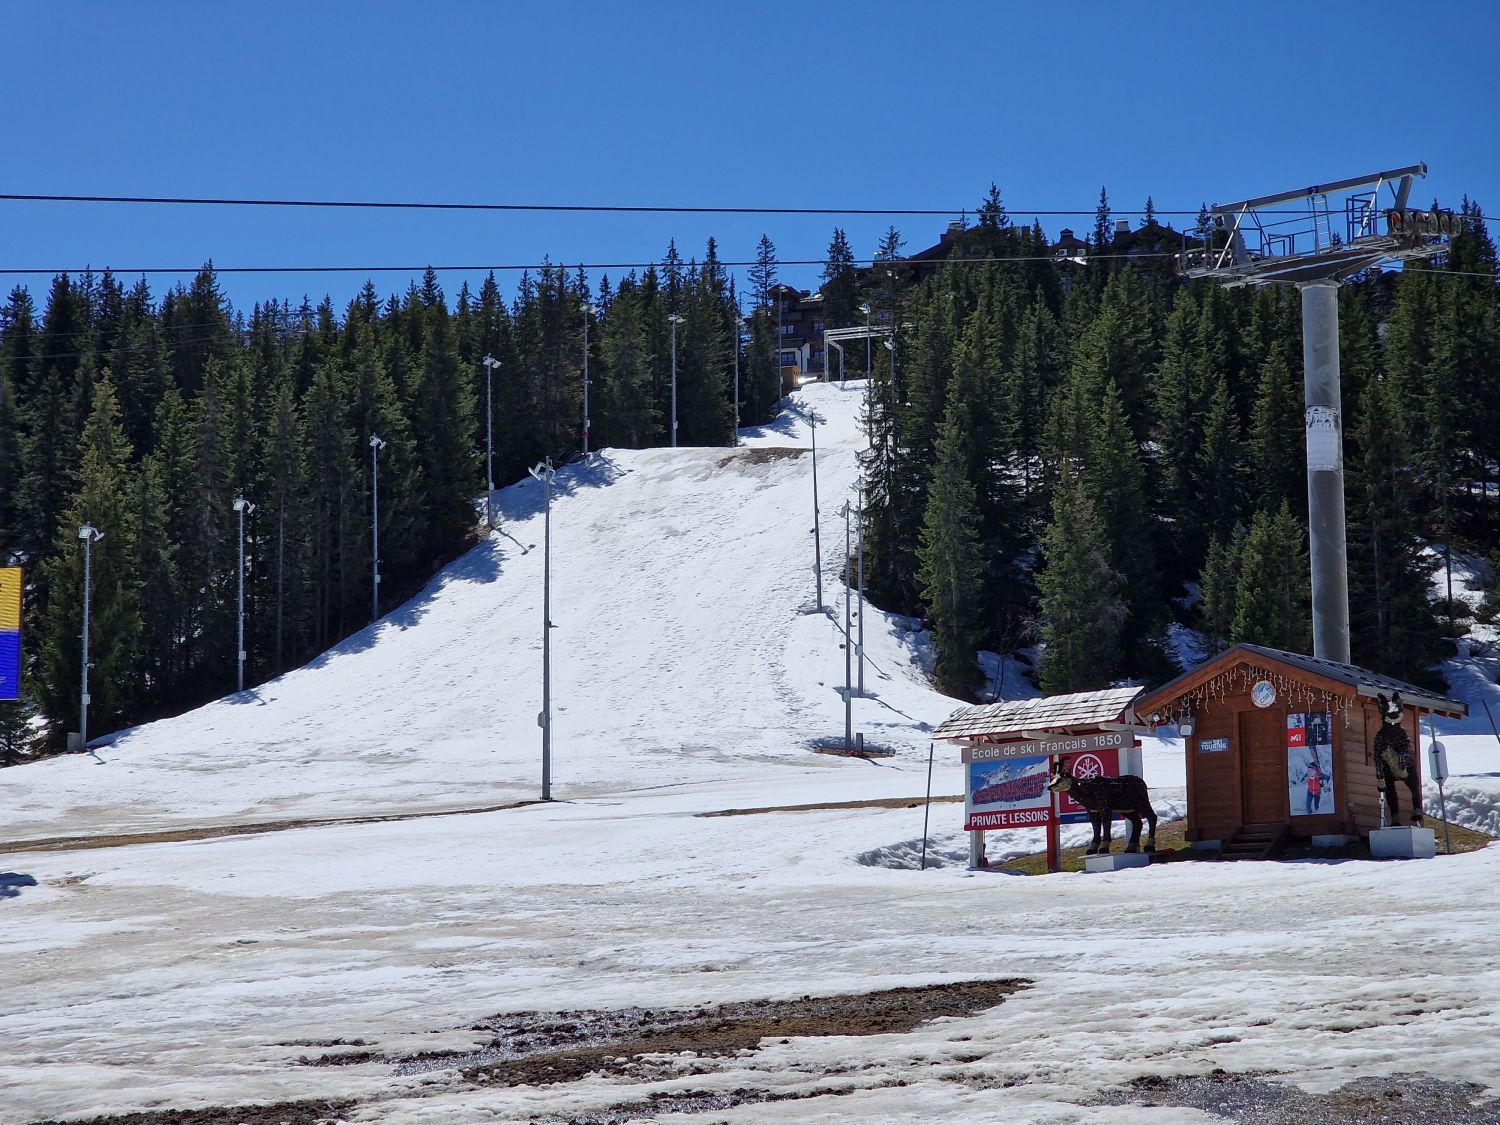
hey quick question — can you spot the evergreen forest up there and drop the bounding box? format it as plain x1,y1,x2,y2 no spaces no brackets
2,187,1498,762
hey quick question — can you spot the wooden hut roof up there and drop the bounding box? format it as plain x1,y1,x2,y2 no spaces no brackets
933,685,1142,741
1135,643,1467,719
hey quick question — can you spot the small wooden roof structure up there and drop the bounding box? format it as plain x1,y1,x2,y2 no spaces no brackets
1135,643,1467,720
933,685,1142,742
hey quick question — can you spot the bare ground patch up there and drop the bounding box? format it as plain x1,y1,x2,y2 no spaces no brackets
388,978,1027,1088
1091,1070,1500,1124
28,1100,355,1125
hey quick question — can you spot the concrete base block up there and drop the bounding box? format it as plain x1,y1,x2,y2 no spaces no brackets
1369,826,1437,859
1083,852,1152,873
1311,834,1357,848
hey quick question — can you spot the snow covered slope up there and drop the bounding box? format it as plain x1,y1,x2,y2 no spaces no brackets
3,381,993,841
5,382,1500,1124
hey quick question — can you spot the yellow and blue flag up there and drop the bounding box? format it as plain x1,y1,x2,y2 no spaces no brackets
0,567,21,701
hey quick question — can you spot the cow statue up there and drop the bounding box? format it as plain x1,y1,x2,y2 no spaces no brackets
1373,692,1423,826
1046,756,1158,856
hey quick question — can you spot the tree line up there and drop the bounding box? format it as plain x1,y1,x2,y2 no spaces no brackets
0,242,776,758
874,193,1500,698
2,186,1497,761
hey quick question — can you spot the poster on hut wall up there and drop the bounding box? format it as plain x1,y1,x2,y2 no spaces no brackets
965,755,1051,830
1286,711,1334,816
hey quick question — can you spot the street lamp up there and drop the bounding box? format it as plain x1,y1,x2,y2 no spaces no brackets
858,302,872,377
668,313,684,447
809,406,823,611
481,354,500,528
580,303,593,459
839,499,853,750
527,458,557,801
77,523,103,751
732,297,741,445
369,434,386,622
856,485,866,695
232,498,255,692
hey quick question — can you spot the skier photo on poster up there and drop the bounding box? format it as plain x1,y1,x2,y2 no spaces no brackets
1287,711,1334,816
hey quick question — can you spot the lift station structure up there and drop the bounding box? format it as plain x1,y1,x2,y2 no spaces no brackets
1178,164,1455,664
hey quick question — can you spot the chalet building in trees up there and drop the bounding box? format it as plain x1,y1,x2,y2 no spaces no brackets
1050,228,1090,263
1134,644,1466,857
765,283,826,389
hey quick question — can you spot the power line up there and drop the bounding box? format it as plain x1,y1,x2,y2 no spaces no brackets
0,252,1184,278
0,191,1339,218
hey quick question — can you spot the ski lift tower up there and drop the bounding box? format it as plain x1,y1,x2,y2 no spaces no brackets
1178,163,1456,664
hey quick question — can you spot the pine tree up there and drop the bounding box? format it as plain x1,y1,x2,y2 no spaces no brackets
977,184,1009,230
1230,503,1311,652
918,383,987,698
749,235,778,308
411,302,478,558
38,377,142,744
1037,462,1124,692
1247,338,1305,516
1198,529,1244,654
1091,186,1112,249
820,228,860,332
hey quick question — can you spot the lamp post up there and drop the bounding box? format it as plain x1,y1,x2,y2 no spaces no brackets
232,498,254,693
481,354,499,528
732,297,741,445
580,303,593,458
858,302,872,377
369,434,385,622
77,523,103,751
668,313,684,447
809,406,823,612
856,484,866,696
527,458,557,801
840,500,853,750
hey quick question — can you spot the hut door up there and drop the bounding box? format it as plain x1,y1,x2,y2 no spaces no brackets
1239,708,1286,826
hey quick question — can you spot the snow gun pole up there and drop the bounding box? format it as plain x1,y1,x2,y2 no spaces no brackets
920,742,935,871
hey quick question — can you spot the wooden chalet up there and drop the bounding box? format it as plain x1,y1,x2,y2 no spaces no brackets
1135,644,1466,856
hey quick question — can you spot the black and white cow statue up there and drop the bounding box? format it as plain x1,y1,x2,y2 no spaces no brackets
1373,692,1423,825
1046,756,1158,855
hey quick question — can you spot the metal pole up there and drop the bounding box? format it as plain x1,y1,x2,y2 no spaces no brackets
857,483,866,696
842,501,852,750
79,527,95,750
529,459,556,801
1299,281,1351,664
920,742,935,870
863,304,872,376
482,356,496,528
810,409,822,611
581,308,591,458
732,298,741,445
370,434,384,622
669,314,682,447
234,500,253,692
542,463,552,800
237,504,245,692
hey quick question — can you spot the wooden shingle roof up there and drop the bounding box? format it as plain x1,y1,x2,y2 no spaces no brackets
933,685,1142,741
1134,643,1467,719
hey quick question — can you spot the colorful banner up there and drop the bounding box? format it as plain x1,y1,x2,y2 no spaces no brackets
0,567,20,702
1287,711,1334,816
965,754,1052,830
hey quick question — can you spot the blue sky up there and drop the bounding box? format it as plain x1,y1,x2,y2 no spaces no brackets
5,1,1496,315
